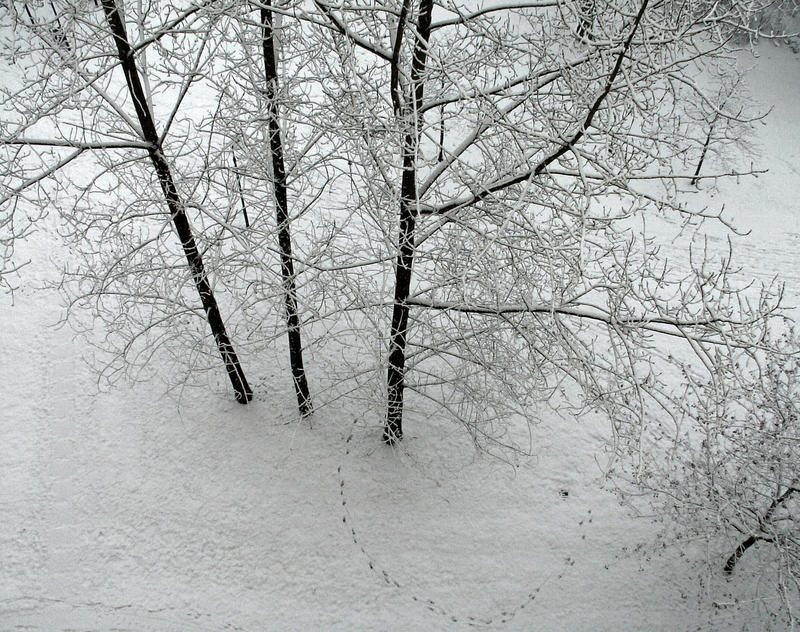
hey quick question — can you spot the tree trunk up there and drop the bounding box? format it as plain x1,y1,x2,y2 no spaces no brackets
101,0,253,403
723,535,760,574
385,168,417,444
231,150,250,227
691,124,714,186
384,0,434,444
261,5,313,417
724,485,797,574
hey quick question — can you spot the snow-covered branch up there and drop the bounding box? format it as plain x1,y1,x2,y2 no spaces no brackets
430,0,560,30
312,0,393,60
404,297,765,344
421,0,650,216
1,138,153,150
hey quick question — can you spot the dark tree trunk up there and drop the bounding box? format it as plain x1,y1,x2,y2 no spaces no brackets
101,0,253,403
724,485,797,574
384,168,417,444
723,535,760,574
261,5,313,417
231,151,250,227
384,0,434,444
691,124,713,186
438,104,445,163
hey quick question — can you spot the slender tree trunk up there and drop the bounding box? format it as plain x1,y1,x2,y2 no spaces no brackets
385,163,417,444
261,4,313,417
438,103,445,163
101,0,253,403
384,0,434,444
231,150,250,228
691,124,714,186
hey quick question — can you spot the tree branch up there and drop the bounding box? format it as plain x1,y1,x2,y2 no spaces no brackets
419,62,582,114
422,0,650,216
158,31,212,146
724,485,799,574
430,0,559,30
404,297,762,344
1,138,153,150
0,148,85,206
390,0,411,115
312,0,393,60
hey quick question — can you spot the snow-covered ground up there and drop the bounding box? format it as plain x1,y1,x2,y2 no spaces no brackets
1,45,799,631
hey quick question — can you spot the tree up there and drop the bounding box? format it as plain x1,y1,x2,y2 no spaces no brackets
1,1,254,401
100,0,253,402
193,1,329,417
300,0,782,445
298,0,797,618
626,326,800,625
381,0,434,444
2,0,798,622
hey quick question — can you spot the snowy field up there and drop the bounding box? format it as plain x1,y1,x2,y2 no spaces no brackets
1,45,799,631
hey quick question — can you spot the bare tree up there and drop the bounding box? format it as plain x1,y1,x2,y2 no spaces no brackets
3,0,797,620
181,1,331,417
293,1,797,618
100,0,253,402
383,0,434,443
300,0,781,445
621,325,800,625
1,1,253,402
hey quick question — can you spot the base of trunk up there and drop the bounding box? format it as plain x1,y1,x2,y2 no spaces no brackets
234,384,254,404
382,424,403,445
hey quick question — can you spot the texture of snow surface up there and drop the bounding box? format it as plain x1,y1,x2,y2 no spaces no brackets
1,46,799,631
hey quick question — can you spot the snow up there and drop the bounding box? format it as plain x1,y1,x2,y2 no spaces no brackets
693,46,800,304
2,45,799,631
